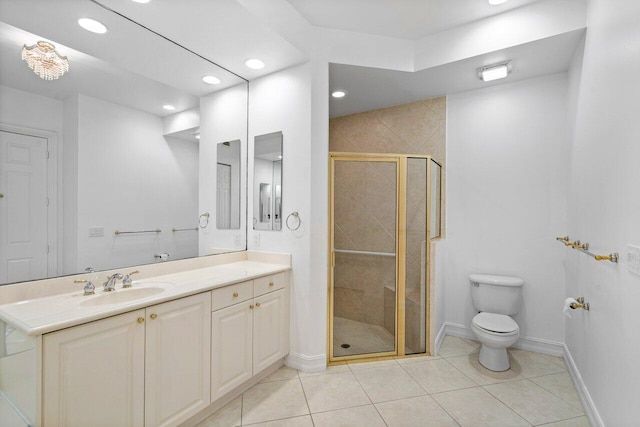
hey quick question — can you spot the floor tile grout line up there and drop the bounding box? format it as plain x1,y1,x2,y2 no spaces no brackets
242,414,312,427
440,353,484,386
296,372,315,423
481,379,547,426
527,375,586,413
307,402,375,416
424,394,463,427
534,415,589,426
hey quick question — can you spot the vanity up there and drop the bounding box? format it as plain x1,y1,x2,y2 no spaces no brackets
0,256,291,427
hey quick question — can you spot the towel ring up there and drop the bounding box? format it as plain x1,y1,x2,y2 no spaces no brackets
199,212,210,229
286,211,301,231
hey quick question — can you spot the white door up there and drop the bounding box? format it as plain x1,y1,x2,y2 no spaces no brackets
211,301,253,402
42,309,146,427
0,130,48,283
216,163,231,228
145,292,211,427
253,290,287,373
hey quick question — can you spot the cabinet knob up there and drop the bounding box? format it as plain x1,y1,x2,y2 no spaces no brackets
269,282,274,287
233,292,239,298
256,302,261,307
249,305,254,310
150,313,157,320
137,317,145,324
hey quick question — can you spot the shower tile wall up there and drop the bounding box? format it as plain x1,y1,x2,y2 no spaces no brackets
331,97,446,353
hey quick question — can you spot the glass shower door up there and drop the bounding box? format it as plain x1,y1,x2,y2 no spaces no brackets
330,157,398,359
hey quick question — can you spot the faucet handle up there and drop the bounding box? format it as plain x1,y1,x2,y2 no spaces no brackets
122,270,139,288
74,279,95,296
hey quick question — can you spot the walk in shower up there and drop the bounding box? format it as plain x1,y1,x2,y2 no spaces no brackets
329,153,441,362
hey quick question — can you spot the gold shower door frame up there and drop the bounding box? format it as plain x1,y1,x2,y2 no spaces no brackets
328,152,435,364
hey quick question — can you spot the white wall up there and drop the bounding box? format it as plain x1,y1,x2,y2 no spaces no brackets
564,0,640,424
248,62,327,369
199,83,248,253
445,74,570,345
75,95,198,272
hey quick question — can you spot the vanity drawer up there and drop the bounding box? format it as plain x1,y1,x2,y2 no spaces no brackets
254,273,286,297
212,281,253,311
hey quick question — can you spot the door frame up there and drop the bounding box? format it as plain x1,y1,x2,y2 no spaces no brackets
0,123,59,279
328,152,438,364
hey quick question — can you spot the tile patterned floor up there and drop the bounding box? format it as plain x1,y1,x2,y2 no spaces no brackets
197,336,590,427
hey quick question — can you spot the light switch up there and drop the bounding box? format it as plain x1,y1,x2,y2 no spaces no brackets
627,245,640,276
89,226,104,237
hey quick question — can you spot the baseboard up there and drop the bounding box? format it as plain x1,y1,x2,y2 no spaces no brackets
285,351,326,373
563,344,604,427
434,322,447,356
442,322,564,357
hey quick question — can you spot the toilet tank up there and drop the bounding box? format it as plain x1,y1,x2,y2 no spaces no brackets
469,274,523,315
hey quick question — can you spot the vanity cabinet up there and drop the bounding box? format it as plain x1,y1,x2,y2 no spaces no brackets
42,292,211,427
211,273,289,401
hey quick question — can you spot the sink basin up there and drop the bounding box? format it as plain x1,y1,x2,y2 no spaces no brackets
79,283,172,307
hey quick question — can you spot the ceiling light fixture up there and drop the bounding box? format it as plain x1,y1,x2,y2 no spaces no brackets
195,134,201,140
78,18,108,34
202,75,221,85
21,41,69,80
245,58,265,70
331,90,347,98
163,104,176,111
488,0,508,5
132,0,151,3
478,62,511,82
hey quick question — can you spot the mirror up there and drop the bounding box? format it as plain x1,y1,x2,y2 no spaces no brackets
0,0,248,285
253,132,283,231
216,140,241,230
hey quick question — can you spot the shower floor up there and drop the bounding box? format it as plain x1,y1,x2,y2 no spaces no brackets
333,316,395,357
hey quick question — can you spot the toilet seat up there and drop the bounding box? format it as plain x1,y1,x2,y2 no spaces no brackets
472,312,519,334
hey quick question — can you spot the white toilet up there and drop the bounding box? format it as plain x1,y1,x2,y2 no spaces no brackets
469,274,524,372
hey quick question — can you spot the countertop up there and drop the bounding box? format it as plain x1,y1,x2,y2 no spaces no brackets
0,261,290,336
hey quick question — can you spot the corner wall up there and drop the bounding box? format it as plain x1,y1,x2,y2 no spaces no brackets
248,62,328,370
445,74,570,347
564,0,640,424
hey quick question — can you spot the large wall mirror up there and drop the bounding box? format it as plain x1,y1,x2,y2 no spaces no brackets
0,0,248,285
253,132,283,231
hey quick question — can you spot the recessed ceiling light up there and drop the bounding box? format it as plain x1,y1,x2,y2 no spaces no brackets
78,18,108,34
132,0,151,3
488,0,508,5
331,90,347,98
478,62,512,82
278,155,283,159
163,104,176,111
245,59,265,70
202,75,221,85
195,134,201,140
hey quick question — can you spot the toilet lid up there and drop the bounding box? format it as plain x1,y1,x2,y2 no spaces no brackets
473,312,519,333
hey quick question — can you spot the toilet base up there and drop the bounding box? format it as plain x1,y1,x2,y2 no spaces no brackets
478,345,510,372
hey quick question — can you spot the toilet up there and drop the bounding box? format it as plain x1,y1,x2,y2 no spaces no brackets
469,274,524,372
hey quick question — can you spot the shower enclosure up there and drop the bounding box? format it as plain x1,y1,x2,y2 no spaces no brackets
329,153,441,362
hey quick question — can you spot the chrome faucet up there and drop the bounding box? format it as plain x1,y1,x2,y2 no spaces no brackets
103,273,123,292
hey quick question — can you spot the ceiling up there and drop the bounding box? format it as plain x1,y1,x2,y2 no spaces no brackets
329,29,585,118
286,0,543,40
0,0,586,119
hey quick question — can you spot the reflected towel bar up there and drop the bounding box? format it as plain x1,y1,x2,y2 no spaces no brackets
114,229,161,236
172,227,198,232
334,249,396,257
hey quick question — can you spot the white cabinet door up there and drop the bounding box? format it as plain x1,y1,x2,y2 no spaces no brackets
42,310,145,427
211,301,253,402
145,293,211,427
253,289,287,373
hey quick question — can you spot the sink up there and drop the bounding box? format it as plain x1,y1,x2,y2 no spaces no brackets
79,283,172,307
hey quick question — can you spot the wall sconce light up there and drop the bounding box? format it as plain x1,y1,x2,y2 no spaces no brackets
21,41,69,80
477,62,512,82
